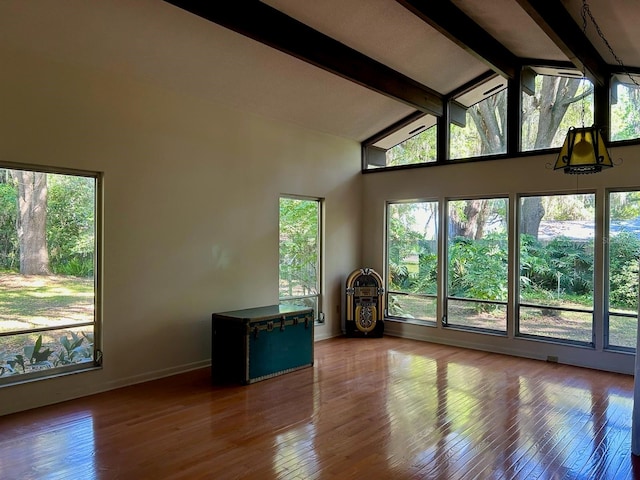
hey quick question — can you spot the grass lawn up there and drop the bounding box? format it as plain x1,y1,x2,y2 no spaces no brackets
0,273,93,332
0,273,94,375
391,292,638,348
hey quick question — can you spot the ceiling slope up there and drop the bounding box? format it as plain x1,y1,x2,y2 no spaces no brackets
163,0,444,116
3,0,640,143
396,0,520,80
515,0,609,86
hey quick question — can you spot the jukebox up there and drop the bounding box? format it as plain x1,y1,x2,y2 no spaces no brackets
345,268,385,337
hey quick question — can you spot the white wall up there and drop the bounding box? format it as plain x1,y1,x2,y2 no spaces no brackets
0,46,363,415
362,145,640,375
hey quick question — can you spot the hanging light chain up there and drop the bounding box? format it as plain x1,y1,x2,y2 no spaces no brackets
582,0,640,88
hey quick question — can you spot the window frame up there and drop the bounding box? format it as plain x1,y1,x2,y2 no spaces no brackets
362,67,640,173
515,192,596,347
0,163,103,387
610,73,640,142
604,188,640,352
278,195,324,324
444,196,509,334
363,113,438,170
448,75,508,160
385,199,439,325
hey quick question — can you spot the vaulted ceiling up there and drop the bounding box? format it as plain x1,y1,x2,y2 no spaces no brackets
2,0,640,143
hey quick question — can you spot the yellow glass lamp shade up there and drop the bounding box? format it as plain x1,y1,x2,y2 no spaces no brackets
554,126,613,174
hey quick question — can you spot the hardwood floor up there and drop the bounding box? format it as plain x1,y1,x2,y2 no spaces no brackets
1,336,639,479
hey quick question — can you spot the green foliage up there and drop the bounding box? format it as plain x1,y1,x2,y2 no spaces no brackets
279,198,319,298
520,235,593,301
7,354,25,374
54,332,94,366
448,232,508,306
0,181,18,270
54,257,94,276
0,332,93,377
388,202,438,295
47,174,95,277
611,84,640,141
610,191,640,221
386,125,437,166
24,335,54,367
542,194,594,221
451,89,507,158
0,171,95,275
608,232,640,310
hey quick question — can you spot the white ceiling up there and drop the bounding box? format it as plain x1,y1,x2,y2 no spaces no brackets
1,0,639,143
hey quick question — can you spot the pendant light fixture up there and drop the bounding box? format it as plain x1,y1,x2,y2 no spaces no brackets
554,0,614,175
554,125,613,174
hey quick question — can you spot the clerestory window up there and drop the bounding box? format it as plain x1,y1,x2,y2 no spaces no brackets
363,114,437,169
521,68,594,151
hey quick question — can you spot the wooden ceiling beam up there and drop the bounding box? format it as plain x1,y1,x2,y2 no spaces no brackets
515,0,609,86
396,0,520,80
163,0,444,116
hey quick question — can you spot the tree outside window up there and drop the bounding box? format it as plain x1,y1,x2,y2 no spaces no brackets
279,196,322,322
518,193,595,344
446,198,508,332
0,168,99,384
611,76,640,141
387,201,438,322
607,190,640,349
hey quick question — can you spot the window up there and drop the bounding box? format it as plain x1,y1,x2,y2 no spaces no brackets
449,76,507,159
606,190,640,350
363,114,437,169
521,68,594,151
386,201,438,322
518,193,595,344
611,74,640,142
446,197,508,332
279,196,323,322
0,167,100,385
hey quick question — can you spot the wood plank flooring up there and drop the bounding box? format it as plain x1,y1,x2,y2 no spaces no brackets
1,336,639,479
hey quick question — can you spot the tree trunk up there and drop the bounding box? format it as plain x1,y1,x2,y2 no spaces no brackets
470,92,507,155
520,197,545,239
12,170,50,275
465,77,584,240
533,76,584,149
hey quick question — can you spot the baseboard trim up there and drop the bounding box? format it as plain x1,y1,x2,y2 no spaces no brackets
103,360,211,391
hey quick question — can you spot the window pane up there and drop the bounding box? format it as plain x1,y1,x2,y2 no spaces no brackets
522,75,594,151
279,296,318,318
447,198,508,332
387,293,436,322
0,169,97,383
0,274,94,334
279,197,321,320
519,306,592,343
364,115,437,169
608,314,637,350
607,190,640,349
0,327,94,378
518,194,595,343
611,75,640,141
387,201,438,321
384,125,437,167
447,299,506,331
450,88,507,159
